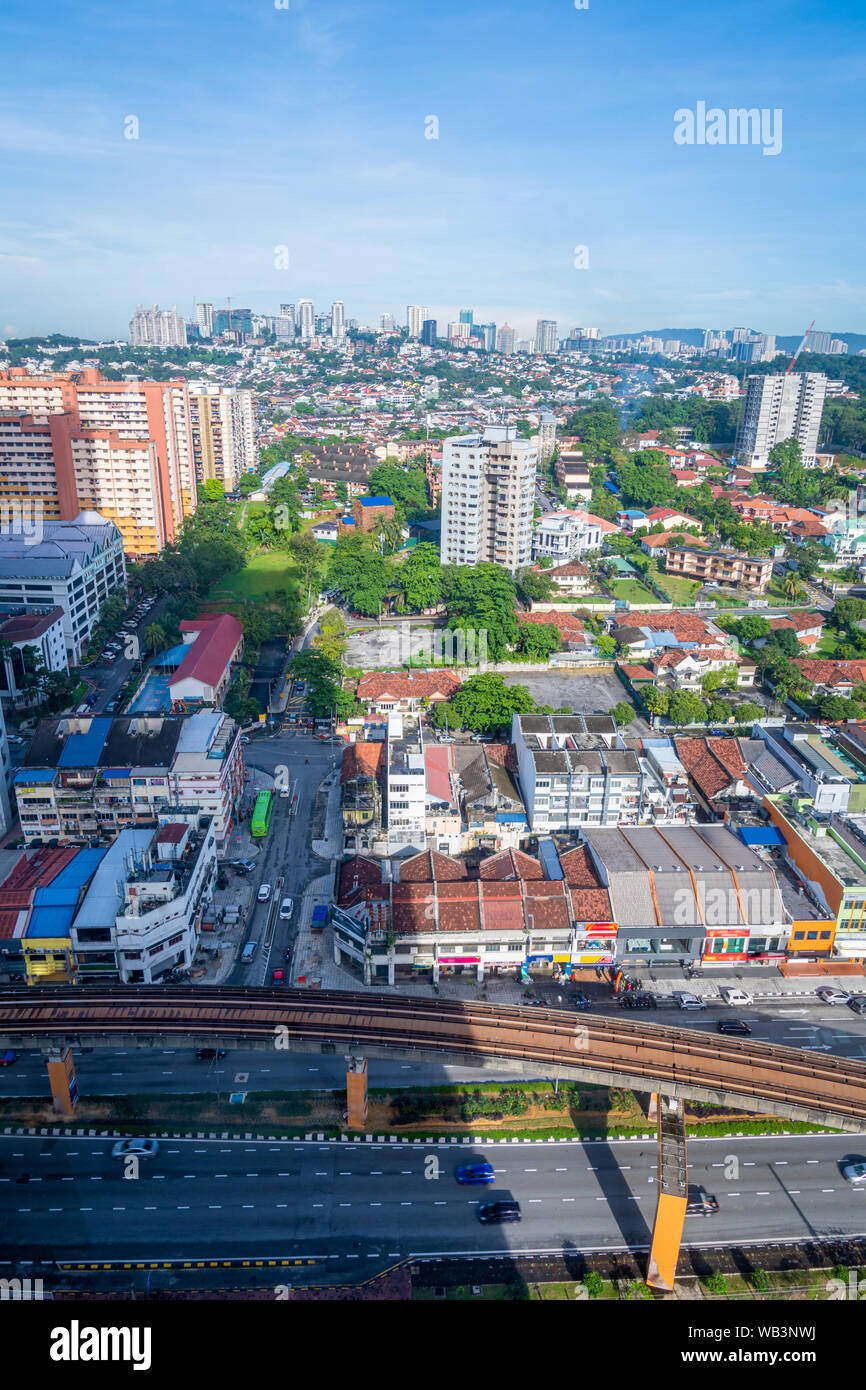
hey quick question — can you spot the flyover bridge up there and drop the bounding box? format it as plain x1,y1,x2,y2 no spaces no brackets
2,984,866,1132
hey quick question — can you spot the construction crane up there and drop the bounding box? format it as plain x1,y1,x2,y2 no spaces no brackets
785,319,815,373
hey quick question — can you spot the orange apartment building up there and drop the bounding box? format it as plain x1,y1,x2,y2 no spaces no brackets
664,544,773,592
0,368,195,558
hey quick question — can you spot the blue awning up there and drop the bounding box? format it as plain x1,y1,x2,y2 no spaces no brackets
14,768,55,784
101,768,131,779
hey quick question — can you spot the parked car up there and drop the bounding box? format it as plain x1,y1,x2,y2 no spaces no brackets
720,987,753,1007
194,1048,227,1061
111,1138,159,1160
841,1161,866,1185
817,986,850,1005
847,996,866,1015
455,1162,495,1185
279,786,291,798
257,883,272,903
477,1200,521,1224
271,968,286,986
279,898,293,920
717,1019,752,1036
674,991,706,1010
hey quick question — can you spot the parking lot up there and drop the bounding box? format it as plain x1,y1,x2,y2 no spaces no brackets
502,670,650,729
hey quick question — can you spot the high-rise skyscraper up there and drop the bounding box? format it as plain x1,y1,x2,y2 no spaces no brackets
440,426,537,572
330,301,345,341
735,372,827,469
297,299,315,342
480,322,497,352
806,330,832,355
421,319,437,346
535,320,558,355
406,305,429,338
277,303,296,340
129,304,187,347
459,309,473,325
380,312,396,332
496,324,515,355
195,303,214,338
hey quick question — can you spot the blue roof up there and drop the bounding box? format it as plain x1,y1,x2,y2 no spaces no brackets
537,837,564,878
25,904,75,939
102,768,131,779
34,849,106,904
496,812,528,824
152,643,188,668
738,826,785,847
57,717,112,768
361,495,393,507
14,767,55,784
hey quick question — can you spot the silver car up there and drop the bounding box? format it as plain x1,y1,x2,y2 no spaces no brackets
111,1138,159,1160
841,1162,866,1184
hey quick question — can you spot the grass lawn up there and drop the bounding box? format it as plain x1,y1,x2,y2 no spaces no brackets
647,563,702,605
609,579,662,605
815,630,846,658
208,550,301,604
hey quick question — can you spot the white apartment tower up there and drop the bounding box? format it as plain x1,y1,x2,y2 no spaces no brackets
297,299,315,342
194,302,214,337
330,301,345,341
129,304,187,348
735,372,827,470
535,319,558,355
406,305,429,338
188,384,257,490
440,425,537,572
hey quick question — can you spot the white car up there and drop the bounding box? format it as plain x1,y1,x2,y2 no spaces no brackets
817,986,850,1005
279,897,294,920
257,883,272,903
279,786,291,798
720,987,753,1007
674,991,707,1010
841,1162,866,1185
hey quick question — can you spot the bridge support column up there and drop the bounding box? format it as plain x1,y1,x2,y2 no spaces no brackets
46,1047,79,1115
646,1095,688,1294
345,1055,368,1130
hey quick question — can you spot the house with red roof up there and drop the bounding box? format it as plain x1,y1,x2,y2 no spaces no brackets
169,614,244,708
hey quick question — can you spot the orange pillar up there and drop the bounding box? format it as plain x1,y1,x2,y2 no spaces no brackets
646,1096,688,1293
346,1056,368,1130
46,1048,78,1115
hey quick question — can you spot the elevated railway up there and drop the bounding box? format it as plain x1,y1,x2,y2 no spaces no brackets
2,985,866,1132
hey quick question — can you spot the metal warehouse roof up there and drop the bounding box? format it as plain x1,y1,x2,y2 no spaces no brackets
13,768,55,784
25,904,76,938
737,826,786,847
33,849,106,904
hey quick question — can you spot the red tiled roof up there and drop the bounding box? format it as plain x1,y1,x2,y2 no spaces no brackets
675,737,744,800
484,743,519,773
173,614,243,692
0,606,64,641
794,658,866,687
338,856,382,903
570,887,613,922
340,742,386,783
356,670,461,701
478,849,545,880
0,848,77,911
558,844,603,888
398,850,468,882
769,611,824,633
624,611,720,642
517,611,585,637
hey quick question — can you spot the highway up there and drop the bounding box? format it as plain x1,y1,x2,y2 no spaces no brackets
2,1133,864,1277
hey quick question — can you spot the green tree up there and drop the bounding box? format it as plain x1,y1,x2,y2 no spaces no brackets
144,622,167,653
735,701,764,723
516,623,561,660
203,479,225,503
668,689,708,725
396,543,443,612
611,701,634,727
431,674,535,734
518,568,557,603
769,438,805,502
643,687,670,718
707,698,732,723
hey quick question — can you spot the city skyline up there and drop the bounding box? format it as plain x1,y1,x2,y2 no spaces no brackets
2,0,865,340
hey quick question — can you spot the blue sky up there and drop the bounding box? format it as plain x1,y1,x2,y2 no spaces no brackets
1,0,865,340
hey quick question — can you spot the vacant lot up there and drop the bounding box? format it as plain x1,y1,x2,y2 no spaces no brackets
502,670,647,724
609,578,662,605
209,550,300,603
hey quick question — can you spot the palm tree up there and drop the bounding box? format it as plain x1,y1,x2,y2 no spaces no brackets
145,622,167,654
784,573,805,603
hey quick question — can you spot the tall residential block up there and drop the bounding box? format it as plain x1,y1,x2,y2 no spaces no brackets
535,319,558,355
420,319,437,346
188,384,257,490
194,302,214,337
330,301,346,341
0,368,195,557
406,305,428,338
297,300,316,342
735,372,827,469
129,304,187,347
496,323,515,354
440,425,536,572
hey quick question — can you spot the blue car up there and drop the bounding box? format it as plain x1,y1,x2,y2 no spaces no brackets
455,1162,495,1185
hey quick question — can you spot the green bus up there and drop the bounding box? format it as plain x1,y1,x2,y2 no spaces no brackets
251,790,274,838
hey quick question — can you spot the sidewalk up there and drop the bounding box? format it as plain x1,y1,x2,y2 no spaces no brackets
312,775,343,860
623,961,864,1001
